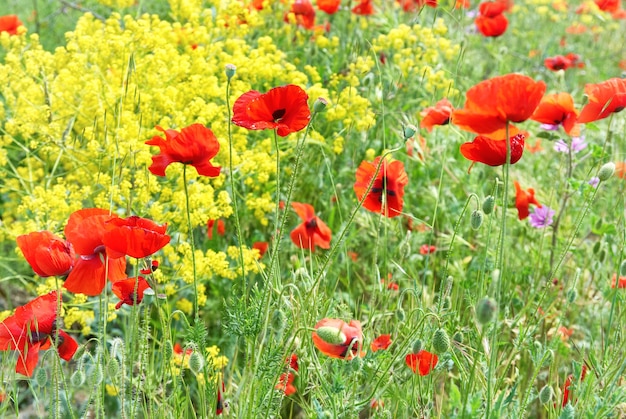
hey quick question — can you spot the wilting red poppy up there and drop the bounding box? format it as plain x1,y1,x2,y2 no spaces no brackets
146,124,220,177
207,219,226,239
0,15,23,35
0,291,78,377
102,216,170,259
595,0,620,12
232,85,311,137
514,181,542,220
352,0,375,15
531,92,580,136
290,202,332,251
452,74,546,137
318,0,341,14
111,276,151,309
252,241,269,257
17,231,75,277
354,156,409,218
420,244,437,255
611,273,626,288
63,208,127,296
371,334,392,352
405,350,438,376
420,98,453,132
460,132,526,170
562,365,588,407
577,78,626,123
312,318,364,360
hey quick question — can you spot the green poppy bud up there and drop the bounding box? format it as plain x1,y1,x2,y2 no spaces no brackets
566,288,577,303
93,365,104,385
108,357,120,378
188,351,204,375
471,210,484,230
539,385,553,404
272,309,286,332
476,297,497,325
315,326,346,345
452,331,464,344
482,195,495,215
396,308,406,322
163,341,173,362
412,339,423,354
598,162,615,182
403,124,417,139
70,370,85,387
35,367,48,387
432,328,450,354
620,260,626,277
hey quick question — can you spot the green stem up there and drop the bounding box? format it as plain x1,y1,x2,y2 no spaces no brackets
182,165,199,320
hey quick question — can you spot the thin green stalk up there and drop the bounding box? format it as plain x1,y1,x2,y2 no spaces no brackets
182,165,199,320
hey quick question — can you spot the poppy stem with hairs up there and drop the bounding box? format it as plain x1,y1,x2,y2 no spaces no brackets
182,165,199,321
225,66,247,297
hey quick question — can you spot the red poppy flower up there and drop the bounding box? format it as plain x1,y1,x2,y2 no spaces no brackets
475,13,508,37
102,216,170,259
420,98,453,132
405,350,438,376
419,244,437,255
312,318,364,360
565,53,585,68
455,0,470,7
284,0,316,28
63,208,127,296
111,276,151,309
232,85,311,137
577,78,626,123
616,161,626,179
352,0,375,15
145,124,221,177
207,219,226,239
611,273,626,288
562,365,588,407
544,55,572,71
17,231,75,277
317,0,341,14
371,334,392,352
140,259,159,274
0,15,23,35
354,156,409,218
452,74,546,137
514,181,542,220
0,291,78,377
290,202,332,251
276,354,299,395
252,241,269,258
216,381,225,415
531,92,580,136
460,132,526,170
397,0,437,12
595,0,620,12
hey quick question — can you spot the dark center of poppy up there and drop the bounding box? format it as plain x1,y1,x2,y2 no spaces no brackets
615,106,625,113
306,218,318,229
30,331,49,344
272,109,286,121
442,118,450,125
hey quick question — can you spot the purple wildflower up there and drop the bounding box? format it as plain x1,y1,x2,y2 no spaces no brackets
554,137,587,153
588,177,600,188
529,206,555,229
540,123,560,131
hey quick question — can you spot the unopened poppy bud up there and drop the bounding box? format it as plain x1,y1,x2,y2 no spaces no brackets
71,370,85,387
163,341,173,362
442,296,452,310
93,365,104,385
482,195,495,215
313,97,328,113
598,162,615,182
396,308,406,322
108,357,120,378
539,385,553,404
188,351,204,375
561,403,575,419
433,328,450,354
411,339,423,354
620,260,626,277
110,338,123,360
35,367,48,387
315,326,346,345
403,124,417,139
598,248,606,262
351,355,363,372
453,331,464,344
476,297,497,325
225,64,236,80
566,288,577,303
272,309,286,332
471,210,484,230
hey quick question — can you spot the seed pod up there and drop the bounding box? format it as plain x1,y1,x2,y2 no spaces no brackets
482,195,495,215
313,97,328,113
403,124,417,139
598,162,615,182
539,385,553,404
432,328,450,354
225,64,236,79
471,210,484,230
476,297,497,325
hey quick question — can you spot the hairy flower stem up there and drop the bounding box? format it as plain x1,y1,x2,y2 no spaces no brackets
182,165,199,321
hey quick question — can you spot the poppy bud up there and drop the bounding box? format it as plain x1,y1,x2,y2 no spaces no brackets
566,288,577,303
432,328,450,354
471,210,484,230
620,260,626,277
351,355,364,372
225,64,236,80
315,326,346,345
598,162,615,182
403,124,417,139
108,357,120,378
110,338,123,360
272,309,287,332
163,341,174,362
35,367,48,387
476,297,497,325
411,339,423,354
93,365,104,385
189,351,204,375
396,308,406,322
453,331,464,344
561,403,575,419
482,195,495,215
442,296,452,310
313,97,328,113
539,385,553,404
71,370,85,387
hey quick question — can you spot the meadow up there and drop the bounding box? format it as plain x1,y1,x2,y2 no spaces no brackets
1,0,626,417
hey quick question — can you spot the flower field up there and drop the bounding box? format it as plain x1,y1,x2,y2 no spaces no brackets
1,0,626,417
